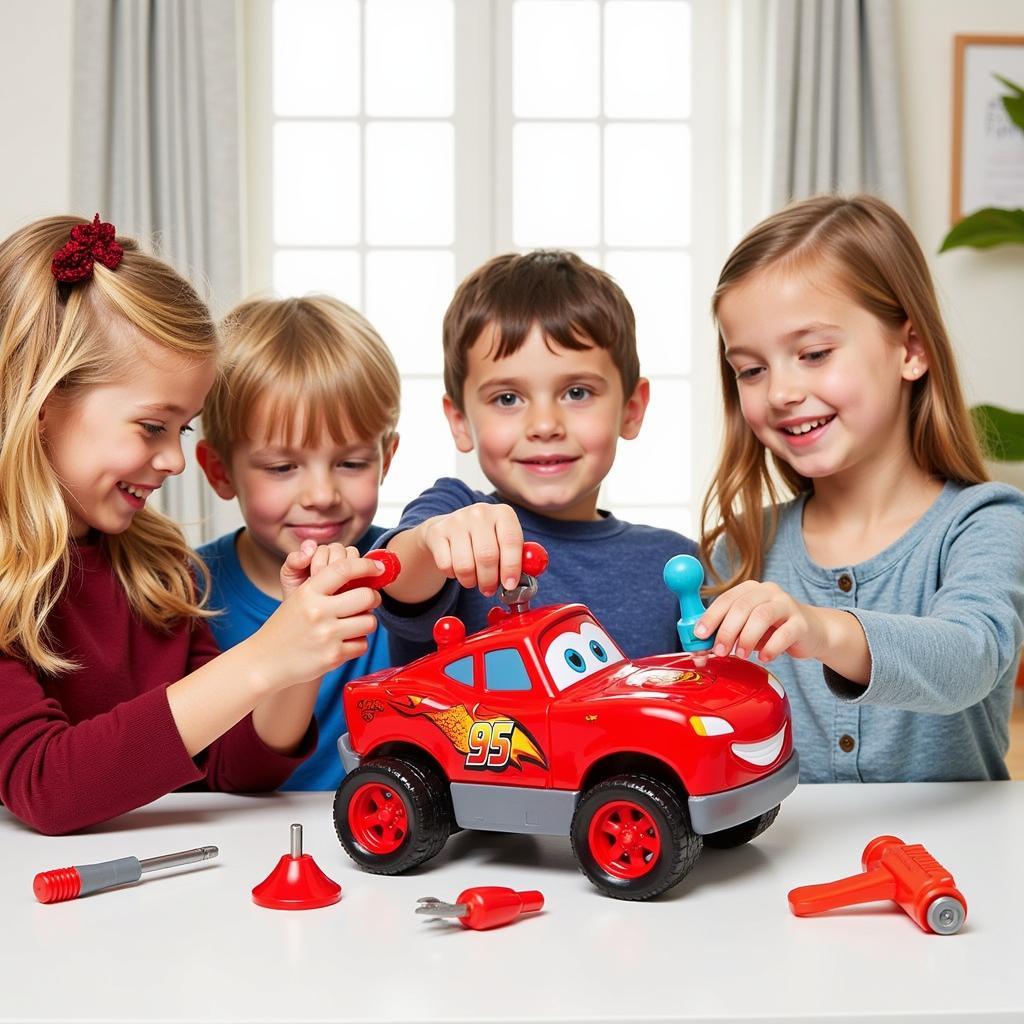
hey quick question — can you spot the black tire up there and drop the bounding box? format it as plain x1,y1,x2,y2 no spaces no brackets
570,774,702,901
333,756,451,874
702,804,780,849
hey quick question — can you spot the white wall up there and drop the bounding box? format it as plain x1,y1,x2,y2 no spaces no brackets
895,0,1024,489
0,0,74,235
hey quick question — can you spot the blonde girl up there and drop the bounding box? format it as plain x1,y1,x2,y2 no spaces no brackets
697,194,1024,782
0,215,383,833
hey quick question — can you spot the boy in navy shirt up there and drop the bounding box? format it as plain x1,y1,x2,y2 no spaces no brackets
197,296,400,789
378,251,695,663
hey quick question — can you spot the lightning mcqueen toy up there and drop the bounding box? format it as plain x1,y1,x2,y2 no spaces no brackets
333,544,799,900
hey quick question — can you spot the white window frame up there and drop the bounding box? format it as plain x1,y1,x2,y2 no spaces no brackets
241,0,742,537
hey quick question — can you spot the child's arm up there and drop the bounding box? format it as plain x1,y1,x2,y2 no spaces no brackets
167,550,382,756
695,582,872,683
698,490,1024,712
385,503,524,603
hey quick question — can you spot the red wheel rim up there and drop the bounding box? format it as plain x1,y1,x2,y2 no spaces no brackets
348,782,409,855
588,799,661,879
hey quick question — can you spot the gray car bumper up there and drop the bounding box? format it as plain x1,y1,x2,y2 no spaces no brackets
687,751,800,835
337,733,360,776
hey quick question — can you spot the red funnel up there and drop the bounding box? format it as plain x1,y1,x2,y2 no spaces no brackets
252,824,341,910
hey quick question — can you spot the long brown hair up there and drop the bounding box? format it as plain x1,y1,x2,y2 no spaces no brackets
0,216,217,674
700,194,988,591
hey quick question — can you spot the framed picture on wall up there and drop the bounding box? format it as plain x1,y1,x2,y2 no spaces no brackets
951,34,1024,223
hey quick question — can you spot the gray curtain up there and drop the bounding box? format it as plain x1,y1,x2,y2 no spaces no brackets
768,0,907,212
70,0,244,543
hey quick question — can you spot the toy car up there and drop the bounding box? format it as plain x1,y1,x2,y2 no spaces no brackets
333,544,799,900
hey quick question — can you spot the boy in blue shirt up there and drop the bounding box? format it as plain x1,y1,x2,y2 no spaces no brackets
197,296,400,789
378,250,696,663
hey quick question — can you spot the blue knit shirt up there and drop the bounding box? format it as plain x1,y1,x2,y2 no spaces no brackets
376,477,697,665
713,481,1024,783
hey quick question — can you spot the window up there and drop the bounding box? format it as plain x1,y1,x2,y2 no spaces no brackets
248,0,732,535
484,648,533,691
444,654,475,686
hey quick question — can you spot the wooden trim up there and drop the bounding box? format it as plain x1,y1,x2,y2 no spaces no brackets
951,33,1024,224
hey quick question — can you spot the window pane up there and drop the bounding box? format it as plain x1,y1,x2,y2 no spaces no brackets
274,122,360,245
366,0,454,116
514,0,599,118
513,123,600,246
605,378,691,505
273,0,360,116
366,123,454,244
485,649,532,691
604,124,689,246
604,1,690,119
273,250,361,306
604,250,691,376
366,250,454,376
379,377,454,508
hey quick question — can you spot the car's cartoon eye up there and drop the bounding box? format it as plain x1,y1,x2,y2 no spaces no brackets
564,648,587,673
544,621,625,690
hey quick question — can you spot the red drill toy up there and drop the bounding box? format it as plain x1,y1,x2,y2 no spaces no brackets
416,887,544,930
788,835,967,935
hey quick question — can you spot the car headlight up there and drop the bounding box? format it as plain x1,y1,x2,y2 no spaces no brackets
689,715,734,736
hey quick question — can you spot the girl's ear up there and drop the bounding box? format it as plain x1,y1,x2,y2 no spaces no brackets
195,440,238,500
619,377,651,441
899,320,929,382
442,394,476,454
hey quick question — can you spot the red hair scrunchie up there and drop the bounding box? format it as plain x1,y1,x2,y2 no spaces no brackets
50,214,124,283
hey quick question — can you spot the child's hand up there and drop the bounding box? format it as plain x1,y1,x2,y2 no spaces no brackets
255,553,383,688
280,540,370,598
417,503,524,596
694,581,828,663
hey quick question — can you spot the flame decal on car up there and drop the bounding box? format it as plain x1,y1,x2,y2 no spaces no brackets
389,695,548,772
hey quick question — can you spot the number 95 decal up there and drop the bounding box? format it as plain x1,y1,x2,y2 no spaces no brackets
466,719,515,769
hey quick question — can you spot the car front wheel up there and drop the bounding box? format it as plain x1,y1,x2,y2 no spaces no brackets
334,756,451,874
570,774,702,901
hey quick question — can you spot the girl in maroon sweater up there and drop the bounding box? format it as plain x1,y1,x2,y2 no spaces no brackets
0,216,384,834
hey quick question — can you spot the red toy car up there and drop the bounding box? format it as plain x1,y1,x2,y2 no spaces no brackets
333,544,798,900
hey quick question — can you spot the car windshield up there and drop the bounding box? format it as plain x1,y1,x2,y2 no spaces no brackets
540,614,626,692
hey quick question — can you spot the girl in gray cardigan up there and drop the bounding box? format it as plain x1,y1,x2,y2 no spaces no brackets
696,194,1024,783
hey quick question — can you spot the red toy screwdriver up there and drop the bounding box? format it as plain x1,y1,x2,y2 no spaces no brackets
416,886,544,930
788,835,967,935
34,845,219,904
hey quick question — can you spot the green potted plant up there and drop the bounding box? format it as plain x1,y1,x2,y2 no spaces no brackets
940,75,1024,463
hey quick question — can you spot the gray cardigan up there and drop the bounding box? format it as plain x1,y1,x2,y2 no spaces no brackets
714,481,1024,782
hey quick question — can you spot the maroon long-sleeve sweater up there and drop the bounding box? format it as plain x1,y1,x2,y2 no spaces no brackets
0,539,314,834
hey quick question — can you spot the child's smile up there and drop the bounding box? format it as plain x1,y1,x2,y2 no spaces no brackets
718,267,926,485
444,324,649,522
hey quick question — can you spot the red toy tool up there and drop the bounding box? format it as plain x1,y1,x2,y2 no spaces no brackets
416,886,544,930
34,844,218,904
788,835,967,934
252,824,341,910
336,549,400,593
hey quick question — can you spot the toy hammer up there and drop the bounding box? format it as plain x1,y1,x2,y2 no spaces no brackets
788,835,967,935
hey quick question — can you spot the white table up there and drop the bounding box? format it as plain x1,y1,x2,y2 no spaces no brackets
2,783,1022,1023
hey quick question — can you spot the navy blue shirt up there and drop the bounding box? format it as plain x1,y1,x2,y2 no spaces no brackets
377,478,696,665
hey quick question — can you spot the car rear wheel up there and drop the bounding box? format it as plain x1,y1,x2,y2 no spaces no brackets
570,774,702,901
702,804,780,849
334,756,451,874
